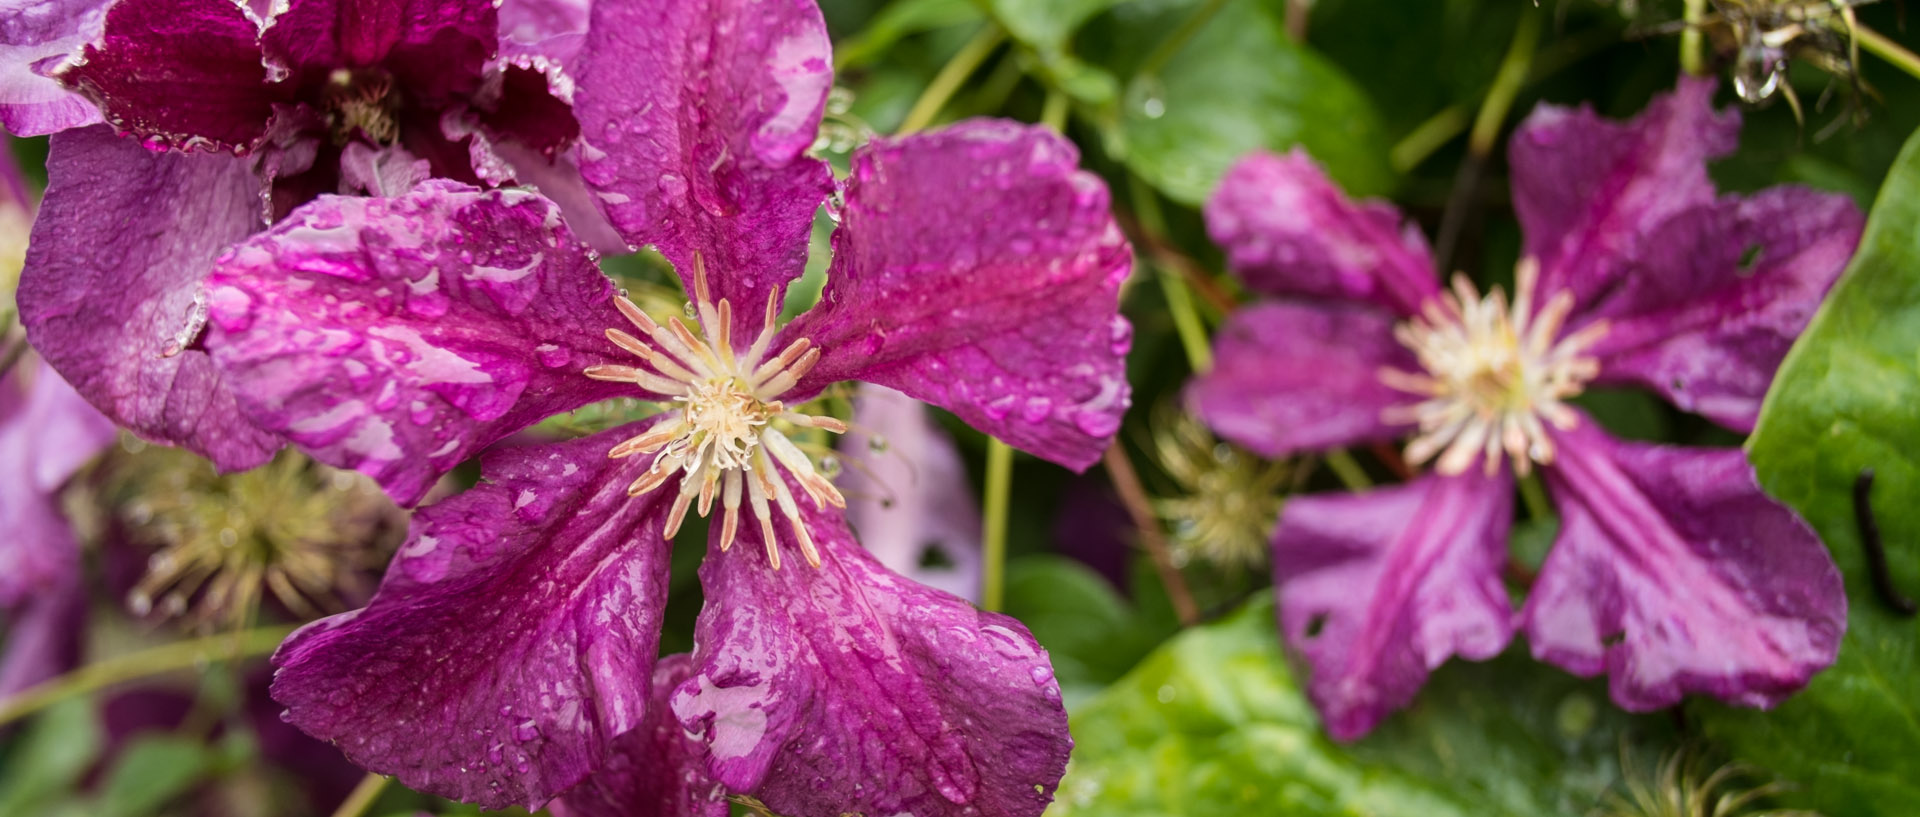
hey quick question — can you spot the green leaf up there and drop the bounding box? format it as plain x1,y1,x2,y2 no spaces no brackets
0,700,103,817
1002,555,1174,707
92,735,215,817
1694,124,1920,816
1114,0,1393,206
981,0,1117,52
1051,594,1674,816
833,0,982,70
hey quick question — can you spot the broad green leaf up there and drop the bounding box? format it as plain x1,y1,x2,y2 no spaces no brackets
982,0,1118,52
1002,555,1174,704
1694,124,1920,816
833,0,982,70
1114,0,1393,205
92,735,214,817
0,700,103,817
1050,594,1675,816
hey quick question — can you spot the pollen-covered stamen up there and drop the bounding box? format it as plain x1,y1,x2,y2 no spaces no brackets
1379,258,1608,477
588,253,846,568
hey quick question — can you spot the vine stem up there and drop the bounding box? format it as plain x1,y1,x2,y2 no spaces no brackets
1103,442,1201,626
1681,0,1707,76
0,625,295,727
1128,175,1213,372
980,438,1014,612
328,774,390,817
1858,24,1920,84
898,23,1005,134
1436,10,1540,272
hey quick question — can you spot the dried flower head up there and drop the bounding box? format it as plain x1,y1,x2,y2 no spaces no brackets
107,445,401,631
1598,748,1820,817
1150,406,1287,571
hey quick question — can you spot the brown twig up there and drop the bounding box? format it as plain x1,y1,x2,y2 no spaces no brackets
1103,442,1202,626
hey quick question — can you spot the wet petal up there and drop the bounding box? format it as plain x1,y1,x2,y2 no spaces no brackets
203,180,633,506
18,126,281,467
271,423,675,810
1525,417,1846,711
573,0,833,331
550,654,729,817
839,384,982,601
1206,149,1438,316
1585,186,1862,432
261,0,495,107
0,360,115,605
1273,471,1515,740
1509,76,1739,308
1189,299,1416,458
0,0,108,135
57,0,277,152
782,120,1132,471
677,495,1071,817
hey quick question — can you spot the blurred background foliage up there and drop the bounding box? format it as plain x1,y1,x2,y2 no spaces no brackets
3,0,1919,815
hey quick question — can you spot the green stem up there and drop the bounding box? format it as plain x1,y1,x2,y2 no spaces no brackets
0,625,296,727
1041,89,1069,132
329,774,391,817
1518,471,1552,522
1680,0,1707,76
1389,105,1469,173
1128,175,1213,372
1468,11,1541,158
898,23,1006,134
1324,449,1371,492
1859,24,1920,84
1136,0,1228,80
980,438,1014,611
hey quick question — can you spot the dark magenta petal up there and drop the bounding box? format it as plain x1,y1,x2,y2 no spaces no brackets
573,0,833,331
0,571,83,696
1274,471,1515,740
1583,185,1862,432
1189,299,1415,459
782,120,1133,471
1206,149,1438,316
0,361,115,606
678,496,1071,817
839,384,983,601
57,0,277,152
271,424,675,810
1509,77,1737,309
19,126,281,467
0,0,107,135
1525,416,1846,711
261,0,495,107
203,181,634,506
550,654,729,817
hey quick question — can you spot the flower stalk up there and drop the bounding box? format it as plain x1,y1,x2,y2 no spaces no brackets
980,437,1014,611
0,625,296,727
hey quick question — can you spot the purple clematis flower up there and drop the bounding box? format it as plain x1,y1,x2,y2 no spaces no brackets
193,2,1131,812
1190,78,1856,740
10,0,592,469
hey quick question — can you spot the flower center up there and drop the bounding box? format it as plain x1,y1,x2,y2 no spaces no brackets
1379,258,1607,477
584,254,846,569
325,68,401,145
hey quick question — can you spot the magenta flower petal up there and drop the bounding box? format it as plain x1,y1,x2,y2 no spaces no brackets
1583,185,1862,432
19,126,281,468
678,496,1071,817
573,0,833,332
1509,76,1738,308
550,654,729,817
0,572,83,696
1273,470,1516,740
1524,416,1846,711
57,0,277,152
0,0,107,136
840,384,983,601
272,424,675,810
782,120,1132,471
203,181,632,505
1205,149,1438,316
260,0,496,108
1190,300,1415,458
0,361,115,606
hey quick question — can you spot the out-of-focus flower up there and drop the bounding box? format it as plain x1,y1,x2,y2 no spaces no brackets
192,2,1133,813
1599,748,1819,817
7,0,611,469
1191,78,1856,739
1148,407,1285,571
103,445,400,631
838,383,984,602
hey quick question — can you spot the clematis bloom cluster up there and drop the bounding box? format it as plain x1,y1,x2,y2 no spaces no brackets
1191,79,1857,740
